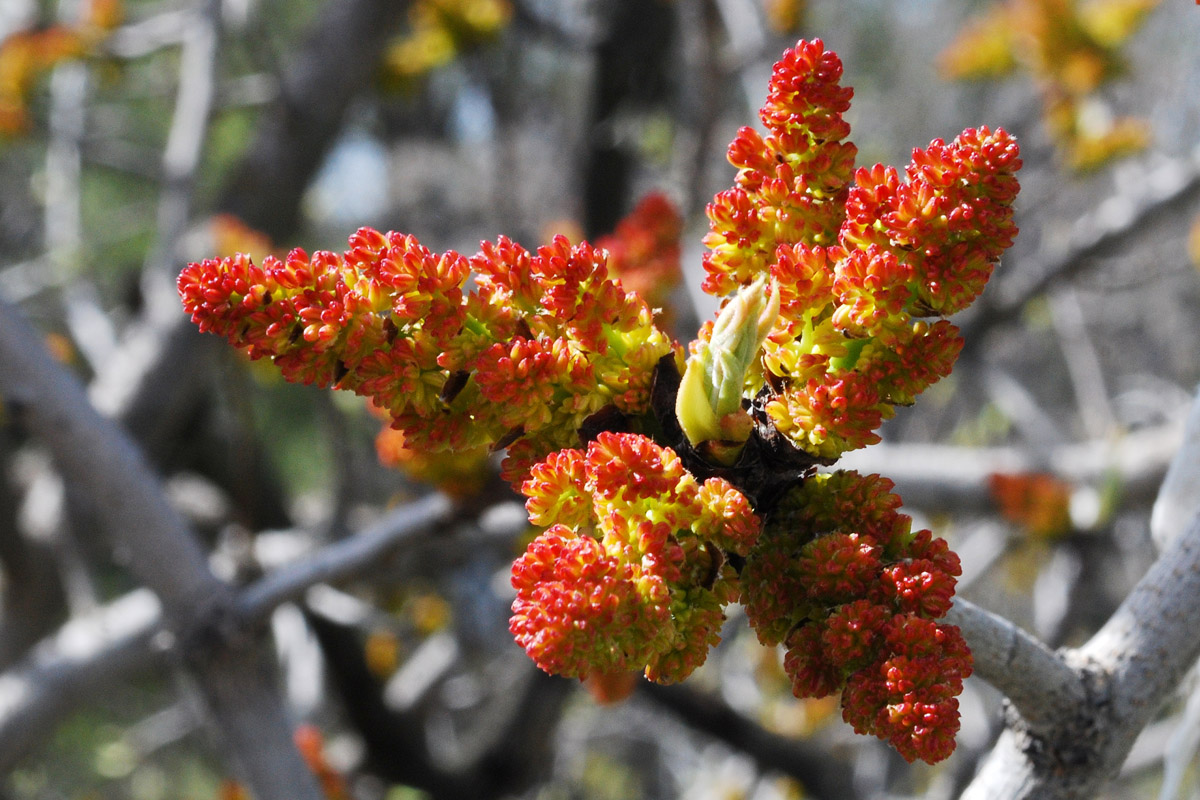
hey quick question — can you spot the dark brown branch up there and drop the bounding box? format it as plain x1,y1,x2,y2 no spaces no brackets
638,681,860,800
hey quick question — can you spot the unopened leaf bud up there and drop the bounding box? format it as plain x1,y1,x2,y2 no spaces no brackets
676,275,780,458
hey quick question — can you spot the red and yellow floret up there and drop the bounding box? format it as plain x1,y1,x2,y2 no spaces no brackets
179,230,677,486
596,192,684,312
840,614,972,764
509,526,672,678
696,39,1020,462
741,471,967,764
512,432,761,683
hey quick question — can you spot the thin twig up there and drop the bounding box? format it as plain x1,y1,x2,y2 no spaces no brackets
984,368,1067,451
45,50,118,370
237,492,456,627
1151,384,1200,549
962,149,1200,353
837,415,1182,512
89,0,224,421
90,0,415,447
101,9,191,59
1050,288,1115,438
143,0,221,309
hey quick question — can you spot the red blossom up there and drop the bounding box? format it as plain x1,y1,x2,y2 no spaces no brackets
784,623,843,699
179,38,1002,766
512,432,759,684
179,228,676,486
743,471,968,763
760,39,854,142
765,372,885,459
830,246,914,341
596,192,684,310
838,615,972,764
821,599,890,671
702,188,774,295
509,527,671,678
693,477,762,556
522,448,590,529
585,431,690,504
696,41,1019,462
882,560,958,618
796,532,883,604
770,242,837,318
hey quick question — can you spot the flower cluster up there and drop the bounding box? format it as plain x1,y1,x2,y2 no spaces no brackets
595,192,684,314
741,471,970,764
178,230,676,484
179,38,1017,767
988,471,1074,539
511,432,760,684
382,0,511,87
939,0,1156,170
696,38,1021,461
0,27,83,135
0,0,121,135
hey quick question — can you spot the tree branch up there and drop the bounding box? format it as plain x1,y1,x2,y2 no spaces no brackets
1151,384,1200,549
236,492,455,627
0,296,324,799
0,590,163,774
946,598,1084,731
142,0,221,305
0,298,218,619
88,0,414,494
837,417,1181,513
961,505,1200,799
1081,506,1200,754
0,489,476,781
638,681,860,800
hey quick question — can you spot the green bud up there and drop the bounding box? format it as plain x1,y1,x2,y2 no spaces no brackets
676,275,780,459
